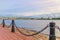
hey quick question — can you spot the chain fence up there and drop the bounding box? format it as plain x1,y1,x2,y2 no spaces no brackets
2,20,60,37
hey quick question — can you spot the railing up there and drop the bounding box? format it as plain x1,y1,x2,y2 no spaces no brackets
1,19,60,40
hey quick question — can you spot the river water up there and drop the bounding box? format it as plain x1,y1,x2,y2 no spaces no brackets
0,20,60,37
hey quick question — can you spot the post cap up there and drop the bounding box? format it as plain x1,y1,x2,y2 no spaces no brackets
49,22,55,27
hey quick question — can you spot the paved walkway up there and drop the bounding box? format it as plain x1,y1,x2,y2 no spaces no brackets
0,25,34,40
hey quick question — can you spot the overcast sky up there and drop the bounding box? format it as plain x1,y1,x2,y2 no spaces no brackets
0,0,60,17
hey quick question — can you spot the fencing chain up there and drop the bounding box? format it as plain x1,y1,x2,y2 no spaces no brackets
4,20,12,28
14,21,49,36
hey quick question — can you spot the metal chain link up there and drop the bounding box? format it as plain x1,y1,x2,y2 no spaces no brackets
55,26,60,31
4,21,12,28
5,23,12,28
14,21,49,36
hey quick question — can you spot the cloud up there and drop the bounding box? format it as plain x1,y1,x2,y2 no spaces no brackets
0,0,60,17
16,11,51,16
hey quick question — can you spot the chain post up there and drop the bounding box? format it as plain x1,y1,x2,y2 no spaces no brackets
11,18,15,32
49,22,56,40
2,19,5,28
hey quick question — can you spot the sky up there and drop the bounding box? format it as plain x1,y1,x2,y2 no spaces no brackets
0,0,60,17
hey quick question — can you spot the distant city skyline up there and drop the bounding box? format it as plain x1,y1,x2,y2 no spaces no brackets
0,0,60,17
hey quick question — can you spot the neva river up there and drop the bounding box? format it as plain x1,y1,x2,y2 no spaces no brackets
0,20,60,37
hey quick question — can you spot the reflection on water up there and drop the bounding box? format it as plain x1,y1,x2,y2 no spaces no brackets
0,20,60,37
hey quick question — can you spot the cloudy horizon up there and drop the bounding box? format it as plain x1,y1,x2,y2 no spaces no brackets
0,0,60,17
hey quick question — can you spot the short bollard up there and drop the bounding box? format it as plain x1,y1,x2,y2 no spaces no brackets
11,20,15,32
49,22,56,40
2,19,5,27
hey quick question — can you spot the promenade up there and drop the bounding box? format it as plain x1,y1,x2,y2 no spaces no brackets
0,20,60,40
0,24,34,40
